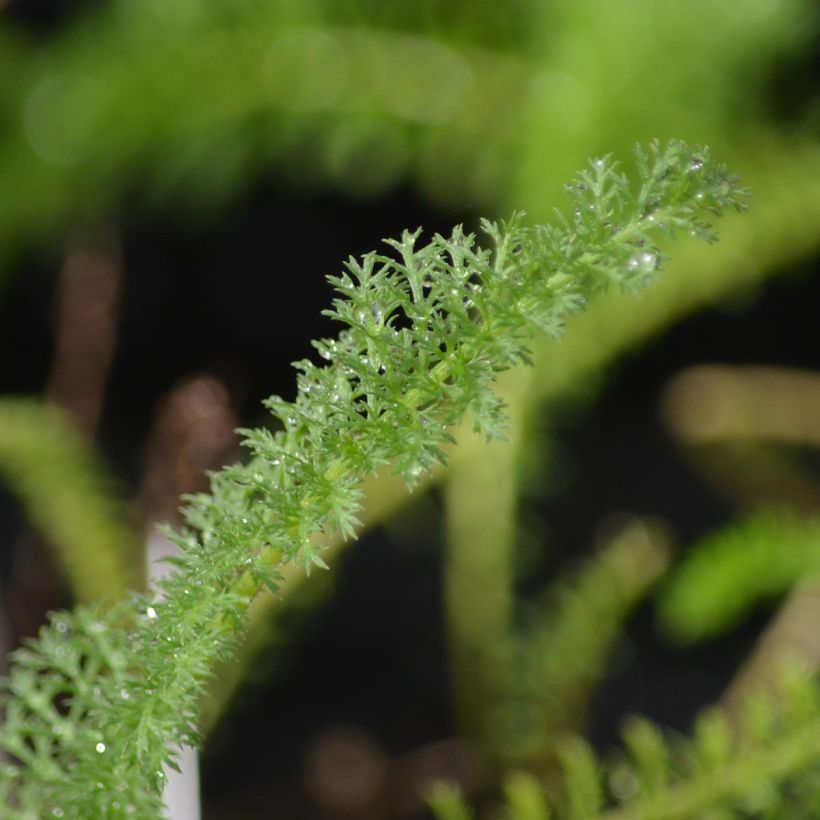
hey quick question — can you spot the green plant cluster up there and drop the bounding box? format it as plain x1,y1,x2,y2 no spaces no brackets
659,511,820,644
429,664,820,819
0,141,745,817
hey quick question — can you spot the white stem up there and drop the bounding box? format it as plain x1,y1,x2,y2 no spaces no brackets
148,531,202,820
163,744,201,820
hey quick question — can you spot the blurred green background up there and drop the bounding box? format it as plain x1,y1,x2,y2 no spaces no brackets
1,1,820,817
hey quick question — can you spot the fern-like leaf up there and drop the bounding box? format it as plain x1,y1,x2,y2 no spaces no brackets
657,511,820,643
0,141,746,816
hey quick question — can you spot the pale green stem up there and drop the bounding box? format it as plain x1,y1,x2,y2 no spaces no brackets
444,365,532,742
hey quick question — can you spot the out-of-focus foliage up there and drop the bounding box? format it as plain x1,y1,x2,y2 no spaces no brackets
0,398,141,602
658,512,820,644
487,519,670,767
0,0,531,277
513,0,815,213
430,665,820,820
0,0,814,278
426,780,476,820
503,771,551,820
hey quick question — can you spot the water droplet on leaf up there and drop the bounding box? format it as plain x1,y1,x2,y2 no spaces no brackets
627,252,658,273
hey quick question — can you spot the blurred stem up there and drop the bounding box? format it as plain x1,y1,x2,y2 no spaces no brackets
535,520,670,736
660,365,820,513
47,228,122,436
666,441,820,515
0,399,140,602
495,519,670,782
443,365,531,744
723,577,820,722
660,365,820,450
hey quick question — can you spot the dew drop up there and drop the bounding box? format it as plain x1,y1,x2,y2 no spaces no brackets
689,157,704,172
627,251,659,273
96,742,106,753
120,688,130,700
145,606,158,620
52,809,64,817
55,621,69,634
575,182,587,191
593,158,605,169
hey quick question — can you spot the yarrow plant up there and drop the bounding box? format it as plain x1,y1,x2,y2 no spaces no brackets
0,141,746,817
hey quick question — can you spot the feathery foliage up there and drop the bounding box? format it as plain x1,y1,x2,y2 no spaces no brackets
658,511,820,644
429,664,820,820
489,519,670,764
0,141,745,817
565,664,820,819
